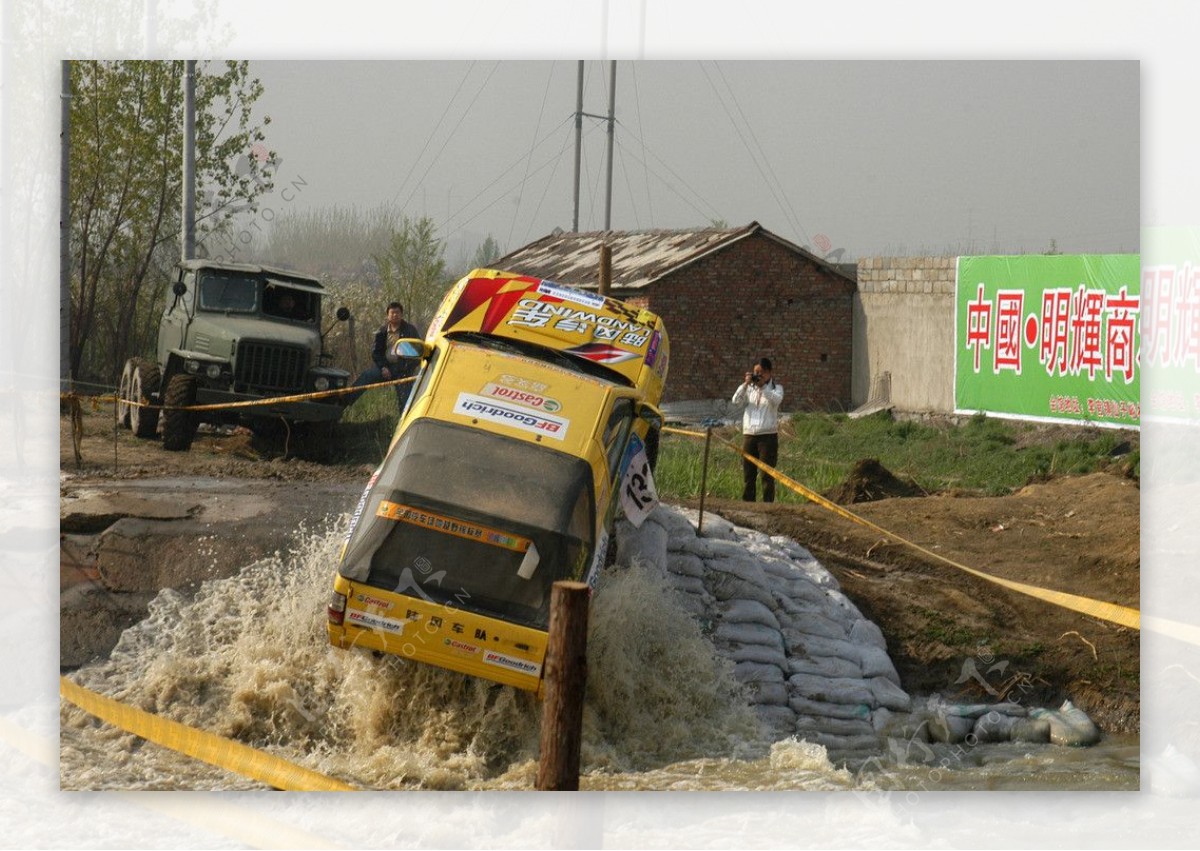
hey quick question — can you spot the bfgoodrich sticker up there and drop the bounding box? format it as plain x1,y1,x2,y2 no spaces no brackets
454,392,569,440
483,649,542,676
346,609,406,635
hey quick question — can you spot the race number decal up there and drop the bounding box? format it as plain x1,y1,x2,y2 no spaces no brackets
619,433,658,528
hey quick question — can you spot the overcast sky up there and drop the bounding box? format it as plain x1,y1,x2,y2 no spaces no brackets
249,60,1139,262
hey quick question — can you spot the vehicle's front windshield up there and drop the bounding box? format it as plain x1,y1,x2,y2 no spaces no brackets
198,272,258,313
338,418,595,629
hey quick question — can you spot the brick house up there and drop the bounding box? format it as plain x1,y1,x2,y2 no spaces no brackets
495,222,856,410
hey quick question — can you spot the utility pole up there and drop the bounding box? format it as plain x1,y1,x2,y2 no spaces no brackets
572,61,583,233
182,60,196,261
603,61,615,232
572,61,618,233
60,60,71,391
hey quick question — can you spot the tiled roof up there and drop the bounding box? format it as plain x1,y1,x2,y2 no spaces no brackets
495,221,855,290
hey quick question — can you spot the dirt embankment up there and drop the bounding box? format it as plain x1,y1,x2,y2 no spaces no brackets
60,405,1141,731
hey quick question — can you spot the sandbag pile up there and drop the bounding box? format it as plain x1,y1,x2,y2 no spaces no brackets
613,504,1101,759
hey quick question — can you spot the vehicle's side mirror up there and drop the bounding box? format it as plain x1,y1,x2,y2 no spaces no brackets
391,338,431,360
172,281,187,297
635,401,664,431
336,307,351,322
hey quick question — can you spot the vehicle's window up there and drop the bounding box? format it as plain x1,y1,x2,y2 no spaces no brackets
400,346,439,419
448,331,632,387
603,399,634,483
198,272,258,313
338,418,596,629
262,284,316,323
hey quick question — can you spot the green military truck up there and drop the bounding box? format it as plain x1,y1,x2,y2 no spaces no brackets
117,259,353,451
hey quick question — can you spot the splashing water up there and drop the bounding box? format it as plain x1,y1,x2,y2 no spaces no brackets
60,518,851,790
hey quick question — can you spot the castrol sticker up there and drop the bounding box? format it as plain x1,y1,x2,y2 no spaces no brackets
454,392,569,441
480,381,562,413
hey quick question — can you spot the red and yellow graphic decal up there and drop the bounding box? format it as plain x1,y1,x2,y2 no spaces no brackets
376,500,532,554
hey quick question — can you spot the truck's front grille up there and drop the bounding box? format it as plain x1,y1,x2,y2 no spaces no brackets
236,341,307,393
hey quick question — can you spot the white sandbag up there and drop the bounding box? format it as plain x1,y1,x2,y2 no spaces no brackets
791,559,840,590
794,714,878,738
821,588,865,627
787,673,876,708
714,620,783,651
754,704,798,735
719,598,780,630
695,513,740,541
734,660,786,685
706,572,776,609
760,560,806,581
788,695,872,722
723,642,789,669
668,573,708,597
665,551,705,578
769,535,814,561
745,680,790,707
972,712,1018,743
775,607,850,642
867,677,912,712
707,553,772,588
1030,700,1101,746
927,712,974,744
786,653,862,680
614,516,668,572
780,578,831,607
783,631,863,665
859,644,901,686
1010,717,1052,744
849,618,887,651
799,732,881,753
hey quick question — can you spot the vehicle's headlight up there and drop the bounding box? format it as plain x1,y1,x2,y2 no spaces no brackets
205,364,222,380
314,376,330,391
184,359,200,374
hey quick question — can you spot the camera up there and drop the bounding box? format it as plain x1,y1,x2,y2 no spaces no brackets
750,373,762,385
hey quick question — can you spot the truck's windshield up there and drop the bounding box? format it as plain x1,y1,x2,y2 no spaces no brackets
198,272,258,313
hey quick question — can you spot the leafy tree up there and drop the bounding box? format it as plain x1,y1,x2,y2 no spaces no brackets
372,215,450,330
68,60,274,384
469,235,504,270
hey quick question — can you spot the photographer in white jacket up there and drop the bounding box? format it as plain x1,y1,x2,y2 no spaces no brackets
731,357,784,502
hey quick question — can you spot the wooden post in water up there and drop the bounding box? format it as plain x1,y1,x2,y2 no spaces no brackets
536,580,591,791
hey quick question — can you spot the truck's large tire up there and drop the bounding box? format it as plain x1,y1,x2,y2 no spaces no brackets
116,360,135,429
130,359,161,439
161,374,199,451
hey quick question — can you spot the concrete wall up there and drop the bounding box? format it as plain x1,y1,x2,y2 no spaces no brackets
853,257,957,413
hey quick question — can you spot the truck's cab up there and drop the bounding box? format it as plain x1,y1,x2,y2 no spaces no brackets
326,269,669,693
119,259,352,451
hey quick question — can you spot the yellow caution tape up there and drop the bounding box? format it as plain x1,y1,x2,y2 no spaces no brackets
64,376,415,413
662,425,1141,631
59,677,357,791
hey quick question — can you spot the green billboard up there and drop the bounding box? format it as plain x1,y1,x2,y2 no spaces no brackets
955,255,1140,427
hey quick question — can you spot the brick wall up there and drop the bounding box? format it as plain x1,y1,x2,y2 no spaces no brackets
618,233,855,410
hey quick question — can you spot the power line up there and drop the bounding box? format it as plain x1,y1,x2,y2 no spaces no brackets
390,62,477,210
507,61,558,251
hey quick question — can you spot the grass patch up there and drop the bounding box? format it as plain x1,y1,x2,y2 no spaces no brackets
655,411,1138,503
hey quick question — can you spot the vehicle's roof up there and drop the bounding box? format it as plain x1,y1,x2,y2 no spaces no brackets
179,259,324,288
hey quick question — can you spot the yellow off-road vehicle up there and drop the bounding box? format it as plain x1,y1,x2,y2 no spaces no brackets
326,269,669,692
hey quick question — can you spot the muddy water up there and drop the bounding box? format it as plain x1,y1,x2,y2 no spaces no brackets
58,520,1138,792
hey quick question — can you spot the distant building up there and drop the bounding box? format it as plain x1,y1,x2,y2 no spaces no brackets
496,222,856,409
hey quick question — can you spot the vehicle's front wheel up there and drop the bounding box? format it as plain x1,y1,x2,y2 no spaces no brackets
129,359,161,439
161,374,199,451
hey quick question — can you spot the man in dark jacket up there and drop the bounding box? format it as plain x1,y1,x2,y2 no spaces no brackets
349,301,422,411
